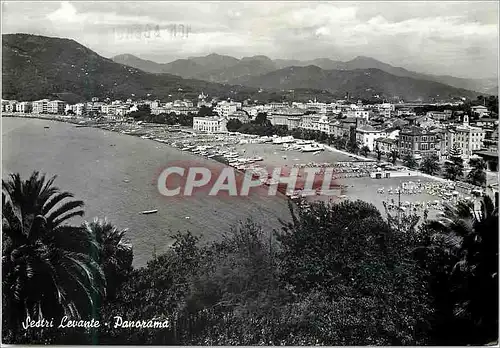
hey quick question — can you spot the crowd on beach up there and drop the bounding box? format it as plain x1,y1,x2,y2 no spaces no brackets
378,180,479,214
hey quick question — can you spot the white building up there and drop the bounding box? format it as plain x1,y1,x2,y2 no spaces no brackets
446,115,486,159
193,116,228,133
70,103,86,116
32,99,50,114
48,100,66,114
356,125,384,151
471,105,489,118
5,101,17,112
214,101,239,118
15,101,32,113
376,103,394,118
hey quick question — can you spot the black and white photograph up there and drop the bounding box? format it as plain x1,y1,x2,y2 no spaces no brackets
1,1,499,345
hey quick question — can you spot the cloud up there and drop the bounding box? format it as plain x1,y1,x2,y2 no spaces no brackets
2,1,498,78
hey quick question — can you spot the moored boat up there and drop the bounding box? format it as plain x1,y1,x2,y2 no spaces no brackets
141,209,158,215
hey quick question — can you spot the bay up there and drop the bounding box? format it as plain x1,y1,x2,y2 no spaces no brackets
2,117,291,267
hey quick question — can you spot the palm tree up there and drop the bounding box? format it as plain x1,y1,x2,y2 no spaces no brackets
83,218,133,299
427,196,498,344
2,172,105,342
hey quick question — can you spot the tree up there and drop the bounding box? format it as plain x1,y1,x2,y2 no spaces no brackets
424,196,498,344
129,104,151,121
275,200,432,345
403,153,418,169
83,218,133,300
226,118,243,132
254,112,268,126
359,145,370,157
375,145,383,162
197,106,215,117
390,149,399,165
346,139,359,154
420,154,440,175
2,172,105,344
467,157,487,187
444,147,464,181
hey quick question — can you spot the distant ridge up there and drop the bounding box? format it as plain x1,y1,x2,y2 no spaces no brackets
113,53,497,94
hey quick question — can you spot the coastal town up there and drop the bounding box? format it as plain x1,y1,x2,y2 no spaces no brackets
2,92,498,212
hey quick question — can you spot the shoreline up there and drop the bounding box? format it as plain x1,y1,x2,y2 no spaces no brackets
3,114,487,198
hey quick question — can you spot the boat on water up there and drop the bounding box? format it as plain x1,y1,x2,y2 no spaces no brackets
301,144,324,152
141,209,158,215
44,126,50,129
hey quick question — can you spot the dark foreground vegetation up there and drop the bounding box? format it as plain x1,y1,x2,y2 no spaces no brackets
2,171,498,345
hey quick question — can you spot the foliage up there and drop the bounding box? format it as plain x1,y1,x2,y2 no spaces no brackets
419,154,440,175
403,153,418,169
226,118,243,132
2,172,105,344
421,196,498,344
4,170,498,346
467,157,487,187
375,144,383,162
359,145,370,157
389,149,398,164
197,106,216,117
275,200,432,345
129,104,151,120
83,218,133,300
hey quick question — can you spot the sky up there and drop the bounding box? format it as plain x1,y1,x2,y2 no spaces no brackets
2,1,498,79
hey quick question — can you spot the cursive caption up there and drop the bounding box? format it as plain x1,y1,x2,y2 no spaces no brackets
113,24,190,41
22,316,170,329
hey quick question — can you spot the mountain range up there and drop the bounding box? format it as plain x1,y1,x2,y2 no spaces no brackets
2,34,262,103
113,53,497,95
1,34,492,104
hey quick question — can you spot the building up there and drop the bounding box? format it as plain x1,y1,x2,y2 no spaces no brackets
398,126,437,159
70,103,86,116
214,101,239,118
397,108,416,117
376,103,394,118
407,115,438,129
48,100,66,114
356,125,384,151
471,105,489,118
346,109,371,120
470,117,498,129
374,137,398,154
444,115,486,159
300,113,321,130
227,110,251,124
317,115,331,134
32,99,50,114
15,101,32,113
5,102,17,112
193,116,228,133
427,110,452,121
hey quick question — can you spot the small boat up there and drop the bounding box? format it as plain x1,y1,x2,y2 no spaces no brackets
141,209,158,215
44,126,50,129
